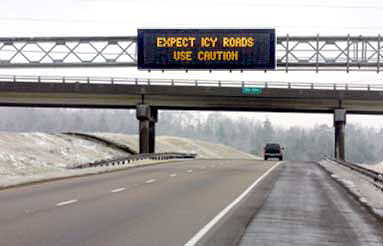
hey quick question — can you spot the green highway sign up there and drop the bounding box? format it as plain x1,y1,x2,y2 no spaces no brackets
242,87,263,95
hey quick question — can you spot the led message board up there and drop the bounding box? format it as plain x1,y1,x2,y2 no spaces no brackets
137,29,275,70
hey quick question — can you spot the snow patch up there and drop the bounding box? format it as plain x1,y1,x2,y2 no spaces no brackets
320,160,383,218
0,133,258,188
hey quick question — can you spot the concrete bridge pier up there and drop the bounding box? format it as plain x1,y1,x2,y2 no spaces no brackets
334,109,346,161
136,104,158,154
149,109,158,153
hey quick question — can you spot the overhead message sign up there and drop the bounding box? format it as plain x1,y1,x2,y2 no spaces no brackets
137,29,275,70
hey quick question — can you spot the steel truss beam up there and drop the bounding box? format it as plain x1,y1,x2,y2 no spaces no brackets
0,35,382,72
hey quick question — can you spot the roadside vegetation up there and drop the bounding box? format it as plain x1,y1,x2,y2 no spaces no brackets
1,108,381,163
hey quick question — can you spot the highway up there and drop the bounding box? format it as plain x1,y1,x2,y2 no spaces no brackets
240,161,382,246
0,159,280,246
0,160,381,246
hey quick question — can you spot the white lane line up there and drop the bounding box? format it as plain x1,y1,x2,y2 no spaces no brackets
111,187,126,193
187,169,193,173
145,179,156,184
56,199,78,207
184,161,283,246
170,174,177,177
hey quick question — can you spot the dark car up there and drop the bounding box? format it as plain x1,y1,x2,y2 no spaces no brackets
264,143,283,160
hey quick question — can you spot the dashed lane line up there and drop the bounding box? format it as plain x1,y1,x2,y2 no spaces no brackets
56,199,78,207
145,179,156,184
111,187,126,193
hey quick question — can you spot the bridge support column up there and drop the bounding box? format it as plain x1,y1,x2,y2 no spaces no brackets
149,109,158,153
334,109,346,161
136,104,157,154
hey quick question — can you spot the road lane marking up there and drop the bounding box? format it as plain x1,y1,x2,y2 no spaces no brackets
145,179,156,184
184,161,283,246
170,174,177,177
187,169,193,173
56,199,78,207
111,187,126,193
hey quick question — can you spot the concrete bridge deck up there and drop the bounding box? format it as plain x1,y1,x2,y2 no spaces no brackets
0,77,382,114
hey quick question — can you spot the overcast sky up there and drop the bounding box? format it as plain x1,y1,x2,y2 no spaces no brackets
1,0,382,129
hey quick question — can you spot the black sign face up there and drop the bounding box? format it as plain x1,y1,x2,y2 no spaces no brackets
137,29,275,70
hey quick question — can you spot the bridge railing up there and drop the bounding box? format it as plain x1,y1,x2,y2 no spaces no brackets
1,74,383,91
0,35,382,72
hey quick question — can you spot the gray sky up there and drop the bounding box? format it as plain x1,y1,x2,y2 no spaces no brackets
1,0,382,129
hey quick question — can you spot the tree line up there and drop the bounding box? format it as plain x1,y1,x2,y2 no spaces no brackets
0,107,381,163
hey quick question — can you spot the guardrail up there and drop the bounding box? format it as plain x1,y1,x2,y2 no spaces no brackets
328,158,383,191
67,152,197,169
1,75,383,91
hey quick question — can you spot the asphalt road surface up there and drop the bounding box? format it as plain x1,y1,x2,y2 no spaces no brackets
240,161,382,246
0,159,279,246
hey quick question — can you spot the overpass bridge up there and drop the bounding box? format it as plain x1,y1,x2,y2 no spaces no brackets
1,75,382,160
0,34,382,160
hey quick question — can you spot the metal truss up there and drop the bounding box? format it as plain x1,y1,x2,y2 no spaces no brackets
278,36,382,72
0,36,137,67
0,35,382,72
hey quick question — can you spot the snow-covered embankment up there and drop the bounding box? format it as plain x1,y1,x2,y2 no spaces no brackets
0,133,258,188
